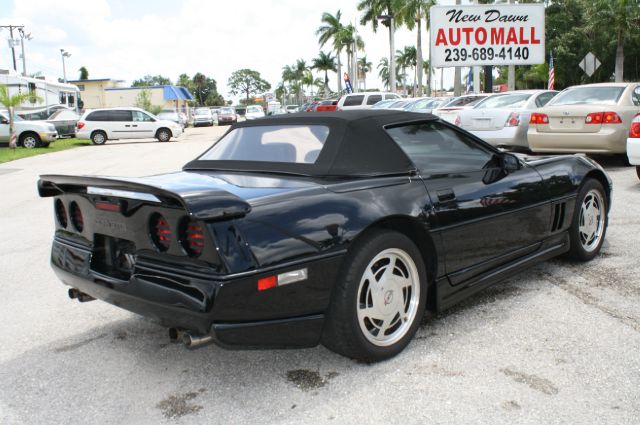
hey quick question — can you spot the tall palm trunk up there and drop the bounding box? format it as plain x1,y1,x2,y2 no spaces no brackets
416,16,423,96
615,30,624,82
336,50,343,93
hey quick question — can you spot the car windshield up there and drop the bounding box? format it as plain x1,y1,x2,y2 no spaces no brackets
220,107,234,114
475,93,532,109
247,106,262,113
444,96,483,108
195,108,210,115
199,125,330,164
371,100,395,109
549,86,625,106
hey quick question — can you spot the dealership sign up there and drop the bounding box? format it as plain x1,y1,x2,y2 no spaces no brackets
430,4,545,68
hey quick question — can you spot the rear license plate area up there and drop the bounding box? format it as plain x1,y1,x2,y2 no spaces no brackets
90,234,136,280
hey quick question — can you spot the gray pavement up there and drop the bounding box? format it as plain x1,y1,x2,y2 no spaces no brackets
0,127,639,424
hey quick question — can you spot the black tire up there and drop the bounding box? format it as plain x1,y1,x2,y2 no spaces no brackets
91,131,107,145
156,128,171,142
40,142,50,148
19,132,41,149
322,229,427,362
566,179,608,261
636,166,640,181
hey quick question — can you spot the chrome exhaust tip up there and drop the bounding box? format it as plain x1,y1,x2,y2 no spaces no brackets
182,332,214,349
68,288,95,302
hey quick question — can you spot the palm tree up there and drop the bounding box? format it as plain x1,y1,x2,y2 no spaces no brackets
357,56,373,90
312,51,337,95
316,10,346,93
378,58,390,90
396,46,417,95
337,24,365,86
0,84,41,148
395,0,436,96
78,66,89,80
586,0,640,82
358,0,398,92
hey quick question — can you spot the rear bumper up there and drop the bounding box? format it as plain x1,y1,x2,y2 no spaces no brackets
51,237,342,347
528,127,627,153
627,137,640,165
467,126,528,149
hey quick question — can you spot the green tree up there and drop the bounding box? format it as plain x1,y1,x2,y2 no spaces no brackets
396,46,417,95
228,69,271,103
586,0,640,82
316,10,346,93
312,51,337,95
0,84,42,148
78,66,89,80
358,0,398,91
134,89,162,115
395,0,436,96
357,56,373,90
191,72,219,106
338,24,365,83
131,74,173,87
378,57,390,90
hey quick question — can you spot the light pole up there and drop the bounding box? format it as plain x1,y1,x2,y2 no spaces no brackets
60,49,71,83
0,25,24,72
18,29,32,77
377,15,396,93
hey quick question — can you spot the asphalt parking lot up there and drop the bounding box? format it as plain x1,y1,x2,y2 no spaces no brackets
0,126,639,425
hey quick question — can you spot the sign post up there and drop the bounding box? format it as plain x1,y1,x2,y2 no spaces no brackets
430,4,545,69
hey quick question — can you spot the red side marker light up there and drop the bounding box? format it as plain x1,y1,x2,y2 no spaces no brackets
257,276,277,291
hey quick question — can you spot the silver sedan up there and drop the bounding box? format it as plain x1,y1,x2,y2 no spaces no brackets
456,90,558,151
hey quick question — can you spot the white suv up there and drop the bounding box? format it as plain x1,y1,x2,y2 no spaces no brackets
76,107,183,145
336,92,401,111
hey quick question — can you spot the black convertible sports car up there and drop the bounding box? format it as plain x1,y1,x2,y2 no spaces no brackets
39,110,611,362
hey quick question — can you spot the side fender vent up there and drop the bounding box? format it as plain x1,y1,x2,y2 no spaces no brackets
551,202,566,232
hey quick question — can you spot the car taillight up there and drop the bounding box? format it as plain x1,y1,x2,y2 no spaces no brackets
530,113,549,124
77,122,85,129
630,114,640,138
180,219,204,257
150,213,171,252
69,201,84,232
586,112,623,124
505,112,520,127
55,199,67,228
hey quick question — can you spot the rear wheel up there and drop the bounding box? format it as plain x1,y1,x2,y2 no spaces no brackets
322,230,427,362
636,166,640,180
566,179,608,261
20,132,41,149
91,131,107,145
156,128,171,142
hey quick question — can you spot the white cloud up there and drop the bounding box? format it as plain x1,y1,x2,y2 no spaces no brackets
1,0,464,101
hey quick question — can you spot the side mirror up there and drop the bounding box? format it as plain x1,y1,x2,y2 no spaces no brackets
0,118,8,125
502,153,521,172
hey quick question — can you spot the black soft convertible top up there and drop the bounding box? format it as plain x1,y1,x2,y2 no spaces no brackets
184,110,438,177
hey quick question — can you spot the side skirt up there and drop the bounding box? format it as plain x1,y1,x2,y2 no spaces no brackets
436,232,569,312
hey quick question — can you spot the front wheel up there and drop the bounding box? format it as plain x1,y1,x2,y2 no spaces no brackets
156,128,171,142
322,230,427,362
566,179,608,261
20,133,41,149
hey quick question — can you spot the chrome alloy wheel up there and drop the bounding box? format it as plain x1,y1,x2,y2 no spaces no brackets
356,248,420,347
22,135,38,149
578,189,605,252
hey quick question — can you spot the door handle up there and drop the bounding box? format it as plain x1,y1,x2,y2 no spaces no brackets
124,125,131,127
132,125,138,127
437,189,456,202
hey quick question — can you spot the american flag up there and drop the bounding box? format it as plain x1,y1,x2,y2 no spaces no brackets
548,52,555,90
465,68,473,93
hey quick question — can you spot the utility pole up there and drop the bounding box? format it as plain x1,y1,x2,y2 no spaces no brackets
507,0,516,90
453,0,462,96
18,28,32,77
0,25,24,72
60,49,71,83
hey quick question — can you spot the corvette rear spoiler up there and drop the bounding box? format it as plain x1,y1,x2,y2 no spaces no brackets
38,174,251,220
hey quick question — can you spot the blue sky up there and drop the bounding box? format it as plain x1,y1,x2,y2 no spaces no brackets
0,0,462,102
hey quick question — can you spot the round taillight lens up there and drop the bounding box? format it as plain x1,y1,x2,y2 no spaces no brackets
180,218,205,257
149,213,171,252
55,199,67,228
69,201,84,232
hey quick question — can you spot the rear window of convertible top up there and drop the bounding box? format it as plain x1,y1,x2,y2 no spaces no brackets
199,125,330,164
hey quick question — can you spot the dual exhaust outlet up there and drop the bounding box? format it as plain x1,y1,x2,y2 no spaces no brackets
68,288,213,349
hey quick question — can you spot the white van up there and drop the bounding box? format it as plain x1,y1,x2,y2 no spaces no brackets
76,107,183,145
336,92,401,111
